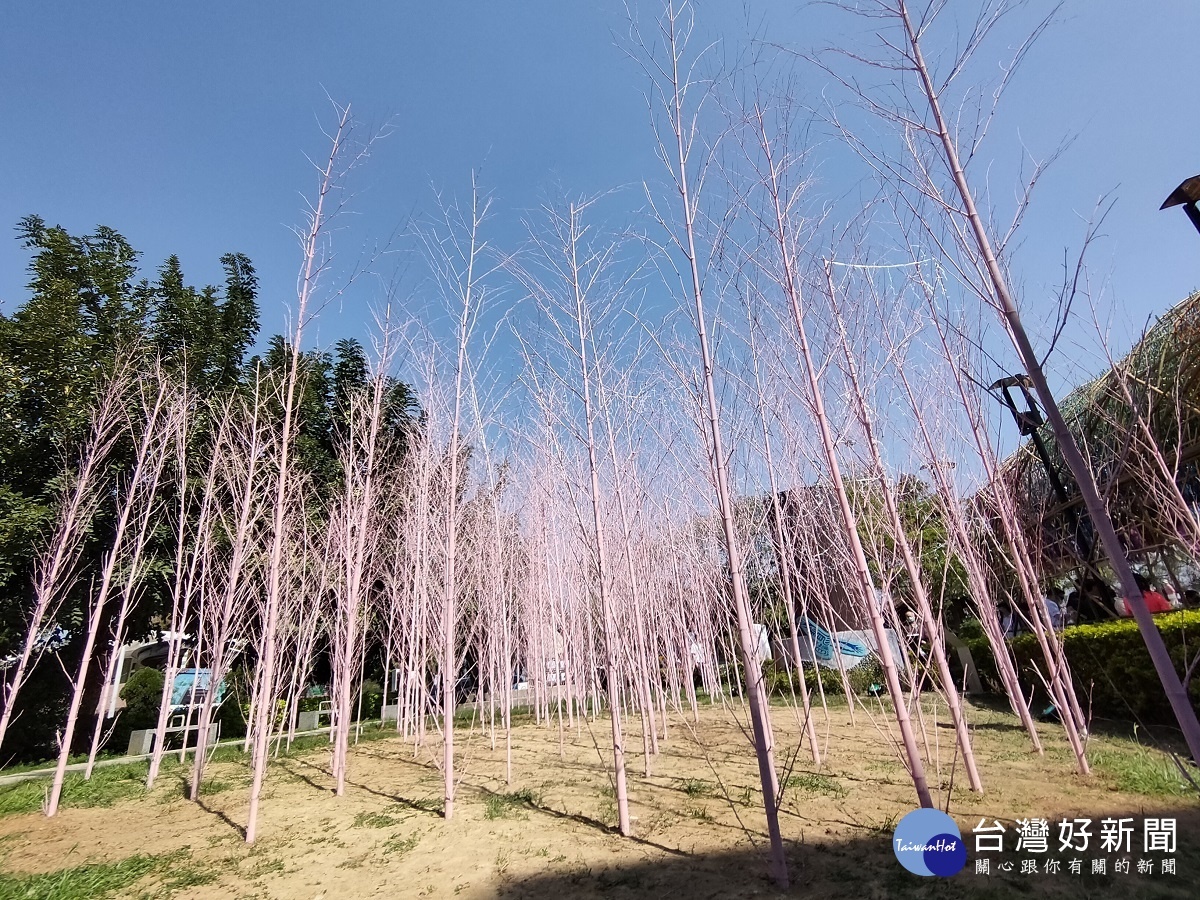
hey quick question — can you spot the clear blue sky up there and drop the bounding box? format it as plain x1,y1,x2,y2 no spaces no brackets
2,1,1197,387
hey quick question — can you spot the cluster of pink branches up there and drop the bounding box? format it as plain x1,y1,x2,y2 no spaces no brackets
4,4,1200,889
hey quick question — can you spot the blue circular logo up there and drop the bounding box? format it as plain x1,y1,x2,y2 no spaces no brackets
892,809,967,876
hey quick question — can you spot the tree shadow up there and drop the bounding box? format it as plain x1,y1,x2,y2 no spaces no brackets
278,759,333,794
475,784,692,858
340,773,445,816
970,720,1031,734
503,805,1200,899
276,749,443,815
968,694,1194,754
194,795,247,840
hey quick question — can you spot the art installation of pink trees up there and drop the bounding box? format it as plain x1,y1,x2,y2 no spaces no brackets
6,4,1198,892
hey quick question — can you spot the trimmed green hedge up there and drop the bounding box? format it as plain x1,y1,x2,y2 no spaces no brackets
963,610,1200,724
760,657,886,699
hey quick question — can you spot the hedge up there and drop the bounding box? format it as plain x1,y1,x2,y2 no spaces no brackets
962,610,1200,725
759,657,886,699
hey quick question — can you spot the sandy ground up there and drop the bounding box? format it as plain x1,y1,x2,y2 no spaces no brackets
1,698,1197,899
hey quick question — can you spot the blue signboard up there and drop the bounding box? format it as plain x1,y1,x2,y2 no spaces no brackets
170,669,227,708
800,617,871,665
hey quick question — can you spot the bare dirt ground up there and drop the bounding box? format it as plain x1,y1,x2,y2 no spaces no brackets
1,698,1197,899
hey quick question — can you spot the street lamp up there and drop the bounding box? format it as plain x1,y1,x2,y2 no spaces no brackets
1160,175,1200,236
989,374,1069,503
989,374,1112,604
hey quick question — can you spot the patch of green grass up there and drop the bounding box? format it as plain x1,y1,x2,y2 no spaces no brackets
679,778,713,798
785,771,848,799
1091,745,1198,797
483,788,541,820
158,861,220,893
0,763,151,817
191,724,395,766
205,744,251,766
683,801,713,822
0,850,191,900
272,733,336,756
353,810,400,828
197,778,234,796
0,755,86,777
596,799,616,827
157,774,241,806
0,780,47,817
494,848,512,875
863,811,899,837
1,751,172,778
248,856,284,878
383,833,419,856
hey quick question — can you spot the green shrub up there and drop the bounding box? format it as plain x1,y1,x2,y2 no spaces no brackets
215,694,247,739
359,679,383,720
846,657,885,695
962,610,1200,724
294,681,381,719
119,667,163,730
761,657,885,699
956,616,986,643
716,663,743,697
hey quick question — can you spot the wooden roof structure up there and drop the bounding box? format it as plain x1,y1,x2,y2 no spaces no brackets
995,292,1200,577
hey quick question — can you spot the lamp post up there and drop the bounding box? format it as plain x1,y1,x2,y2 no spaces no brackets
988,374,1114,617
1160,175,1200,236
989,374,1070,505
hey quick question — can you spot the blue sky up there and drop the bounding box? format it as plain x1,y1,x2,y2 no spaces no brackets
2,1,1198,390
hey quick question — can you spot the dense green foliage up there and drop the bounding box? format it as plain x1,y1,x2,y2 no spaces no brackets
0,217,418,764
847,475,970,617
760,657,886,699
117,667,164,731
0,219,262,659
90,665,170,756
962,610,1200,724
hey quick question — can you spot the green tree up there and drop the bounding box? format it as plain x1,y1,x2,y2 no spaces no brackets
0,216,419,764
0,218,260,763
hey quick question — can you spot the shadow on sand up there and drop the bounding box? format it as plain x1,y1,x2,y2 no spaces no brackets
500,804,1200,900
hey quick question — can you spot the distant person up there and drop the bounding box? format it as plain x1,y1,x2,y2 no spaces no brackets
1063,591,1080,627
997,601,1016,638
1078,575,1120,621
903,610,922,644
1120,573,1172,616
1162,584,1181,610
1042,588,1064,630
